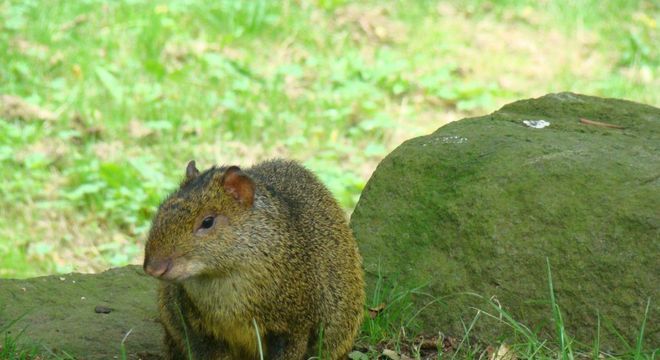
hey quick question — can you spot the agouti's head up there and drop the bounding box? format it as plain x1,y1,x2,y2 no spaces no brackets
143,160,256,282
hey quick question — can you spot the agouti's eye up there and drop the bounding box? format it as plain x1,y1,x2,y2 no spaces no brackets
200,216,215,229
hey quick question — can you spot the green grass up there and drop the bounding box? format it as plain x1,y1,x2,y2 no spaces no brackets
351,259,657,360
0,311,35,360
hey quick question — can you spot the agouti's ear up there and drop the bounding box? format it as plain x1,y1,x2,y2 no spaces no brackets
221,166,255,207
186,160,200,181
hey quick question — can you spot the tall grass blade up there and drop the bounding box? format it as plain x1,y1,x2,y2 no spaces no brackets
547,257,573,360
633,298,651,360
119,328,132,360
451,310,481,360
252,318,264,360
94,66,124,102
175,302,194,360
593,311,601,360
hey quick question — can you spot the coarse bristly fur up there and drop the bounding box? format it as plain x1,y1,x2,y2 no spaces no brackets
143,159,365,360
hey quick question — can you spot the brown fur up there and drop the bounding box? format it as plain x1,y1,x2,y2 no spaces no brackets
144,159,365,360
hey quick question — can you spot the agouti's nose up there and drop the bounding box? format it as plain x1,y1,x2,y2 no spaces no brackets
144,258,173,278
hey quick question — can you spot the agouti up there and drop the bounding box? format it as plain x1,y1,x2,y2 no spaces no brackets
143,159,365,360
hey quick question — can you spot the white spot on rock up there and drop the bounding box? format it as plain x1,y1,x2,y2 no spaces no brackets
523,120,550,129
422,135,468,146
441,135,468,144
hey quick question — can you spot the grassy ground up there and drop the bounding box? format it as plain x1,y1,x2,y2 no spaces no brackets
0,2,658,357
1,0,657,278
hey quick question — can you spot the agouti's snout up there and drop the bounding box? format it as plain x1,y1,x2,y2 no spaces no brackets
143,257,172,278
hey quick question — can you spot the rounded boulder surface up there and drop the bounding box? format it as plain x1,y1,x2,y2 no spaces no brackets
0,266,161,359
351,92,659,352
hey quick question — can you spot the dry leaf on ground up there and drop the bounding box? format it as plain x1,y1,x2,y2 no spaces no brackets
488,343,517,360
579,117,624,129
415,334,440,350
368,302,386,319
382,348,414,360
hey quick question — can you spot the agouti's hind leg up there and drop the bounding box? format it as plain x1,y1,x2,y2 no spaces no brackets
320,322,359,360
266,331,309,360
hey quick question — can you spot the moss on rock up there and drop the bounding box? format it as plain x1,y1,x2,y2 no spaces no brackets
0,266,161,359
351,92,659,352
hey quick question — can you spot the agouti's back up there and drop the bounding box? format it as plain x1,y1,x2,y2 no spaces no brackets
248,159,352,243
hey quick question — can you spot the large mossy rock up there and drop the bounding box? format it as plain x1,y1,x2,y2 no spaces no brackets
0,266,162,359
351,92,659,351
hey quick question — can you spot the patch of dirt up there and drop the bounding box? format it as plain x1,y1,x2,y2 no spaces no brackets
93,141,124,161
16,138,69,166
161,39,245,72
72,113,104,140
334,4,408,44
127,119,154,139
10,38,50,59
259,40,313,100
0,95,56,122
59,14,88,32
446,11,604,95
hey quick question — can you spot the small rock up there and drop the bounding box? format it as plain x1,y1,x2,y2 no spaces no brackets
94,305,113,314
